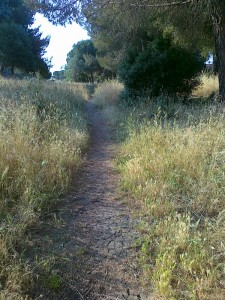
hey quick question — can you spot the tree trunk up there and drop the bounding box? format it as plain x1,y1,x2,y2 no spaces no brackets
11,64,14,75
211,2,225,101
90,71,94,83
0,62,3,75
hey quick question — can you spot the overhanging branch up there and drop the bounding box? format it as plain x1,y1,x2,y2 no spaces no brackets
109,0,193,8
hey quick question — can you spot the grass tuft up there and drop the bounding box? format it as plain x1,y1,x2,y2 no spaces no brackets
193,74,219,98
93,79,124,108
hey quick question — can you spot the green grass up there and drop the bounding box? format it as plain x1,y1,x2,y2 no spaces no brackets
0,77,88,299
95,82,225,299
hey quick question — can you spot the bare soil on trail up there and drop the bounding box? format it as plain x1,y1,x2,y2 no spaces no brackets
29,101,148,300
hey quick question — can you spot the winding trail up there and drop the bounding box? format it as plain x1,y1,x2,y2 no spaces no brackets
31,102,148,300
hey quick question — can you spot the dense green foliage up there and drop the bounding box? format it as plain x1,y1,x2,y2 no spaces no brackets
36,0,225,99
65,40,101,82
0,0,50,78
53,70,65,80
118,34,204,97
0,0,32,25
64,39,115,82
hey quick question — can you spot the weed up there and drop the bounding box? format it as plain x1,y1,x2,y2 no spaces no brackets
76,247,89,256
48,274,61,290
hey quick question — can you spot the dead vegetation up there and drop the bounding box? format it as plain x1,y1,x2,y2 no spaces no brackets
0,78,88,299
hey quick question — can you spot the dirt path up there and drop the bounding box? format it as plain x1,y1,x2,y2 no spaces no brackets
30,102,148,300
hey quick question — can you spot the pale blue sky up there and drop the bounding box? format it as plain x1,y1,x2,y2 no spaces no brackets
33,13,89,72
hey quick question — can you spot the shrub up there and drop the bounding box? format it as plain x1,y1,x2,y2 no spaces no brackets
118,34,204,98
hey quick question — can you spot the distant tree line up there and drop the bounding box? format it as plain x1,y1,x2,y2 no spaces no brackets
53,40,115,83
54,33,204,99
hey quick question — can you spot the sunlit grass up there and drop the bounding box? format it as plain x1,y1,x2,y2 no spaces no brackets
193,73,219,98
119,106,225,299
109,97,225,299
0,77,88,299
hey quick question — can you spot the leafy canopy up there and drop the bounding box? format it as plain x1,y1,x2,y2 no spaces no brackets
65,40,101,82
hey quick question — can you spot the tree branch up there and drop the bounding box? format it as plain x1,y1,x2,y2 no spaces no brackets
109,0,194,8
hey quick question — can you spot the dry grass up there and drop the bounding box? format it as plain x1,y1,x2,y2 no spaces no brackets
119,102,225,299
193,74,219,98
0,77,88,299
110,98,225,299
93,79,124,107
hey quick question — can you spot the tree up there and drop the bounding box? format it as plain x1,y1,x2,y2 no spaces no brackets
65,40,102,82
0,23,34,74
52,70,65,80
118,33,204,97
0,0,51,78
29,27,51,78
33,0,225,100
0,23,50,77
0,0,34,26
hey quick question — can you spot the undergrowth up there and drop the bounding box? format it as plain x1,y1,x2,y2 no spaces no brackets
193,73,219,98
95,79,225,299
119,105,225,299
0,77,88,299
93,79,124,108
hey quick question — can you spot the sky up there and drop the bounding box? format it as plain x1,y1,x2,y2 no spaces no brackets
33,13,89,73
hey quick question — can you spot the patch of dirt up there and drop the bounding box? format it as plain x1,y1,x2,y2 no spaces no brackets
28,102,149,300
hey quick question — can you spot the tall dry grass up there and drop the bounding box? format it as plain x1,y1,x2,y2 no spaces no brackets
0,77,88,299
108,97,225,299
92,75,224,298
93,79,124,107
193,73,219,98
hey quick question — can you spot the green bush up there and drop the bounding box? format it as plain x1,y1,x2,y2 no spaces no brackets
118,34,204,98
